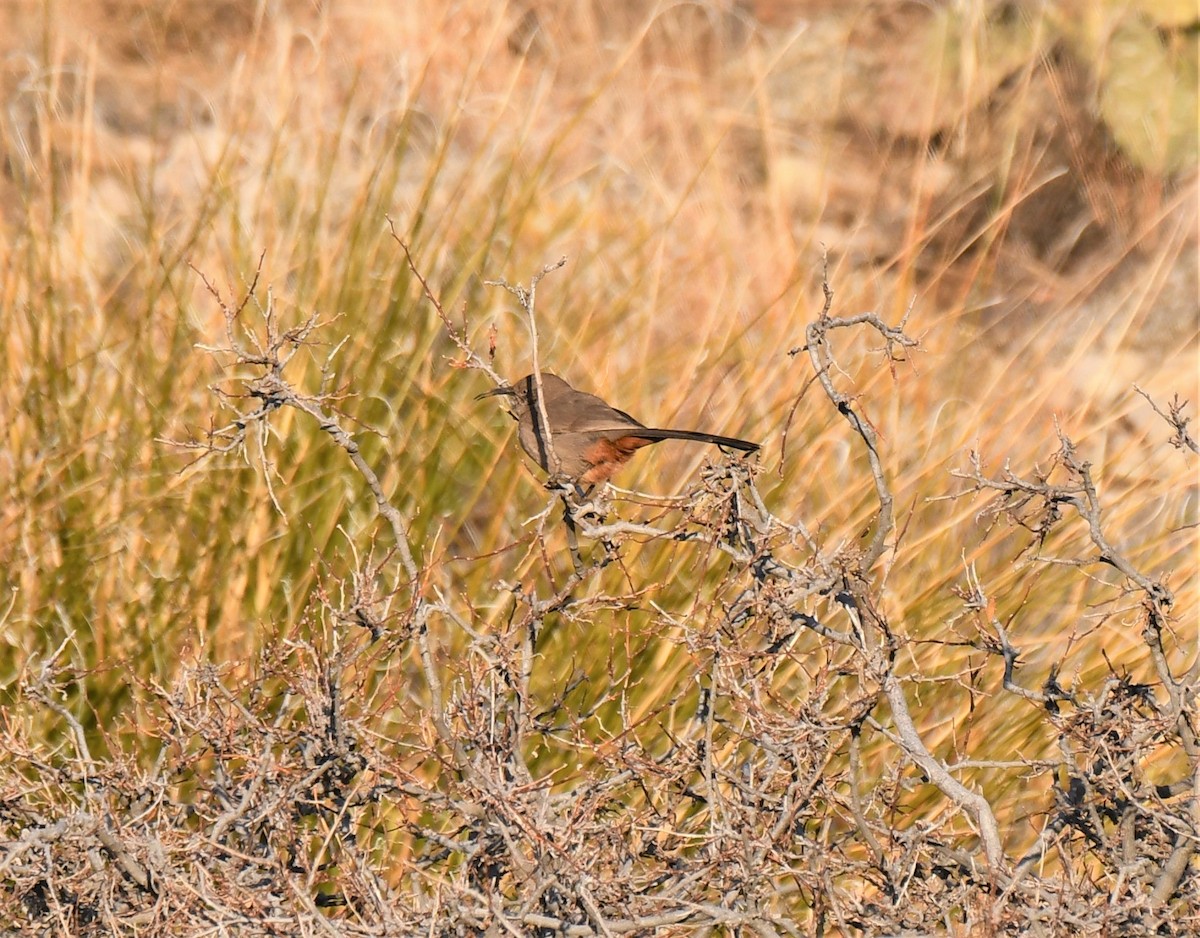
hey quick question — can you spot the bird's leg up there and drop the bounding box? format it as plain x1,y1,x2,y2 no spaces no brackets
549,482,618,573
553,482,585,576
561,502,585,575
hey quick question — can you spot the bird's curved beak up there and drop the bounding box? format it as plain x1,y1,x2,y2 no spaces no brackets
475,386,516,401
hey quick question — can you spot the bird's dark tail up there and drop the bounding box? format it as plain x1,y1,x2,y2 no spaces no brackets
638,428,760,453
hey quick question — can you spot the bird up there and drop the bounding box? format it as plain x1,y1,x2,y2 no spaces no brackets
478,372,759,486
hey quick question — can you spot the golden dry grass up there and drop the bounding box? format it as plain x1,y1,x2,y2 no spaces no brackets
0,0,1196,925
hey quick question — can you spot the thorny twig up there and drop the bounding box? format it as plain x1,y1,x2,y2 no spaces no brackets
1135,385,1198,455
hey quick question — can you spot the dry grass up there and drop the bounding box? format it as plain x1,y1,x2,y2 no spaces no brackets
0,1,1195,934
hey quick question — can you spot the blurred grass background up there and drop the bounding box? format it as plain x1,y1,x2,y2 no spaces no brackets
1,0,1196,857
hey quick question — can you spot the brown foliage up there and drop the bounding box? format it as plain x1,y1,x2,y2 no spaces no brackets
2,262,1194,936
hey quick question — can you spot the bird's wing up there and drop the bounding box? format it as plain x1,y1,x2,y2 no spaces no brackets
546,389,648,435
